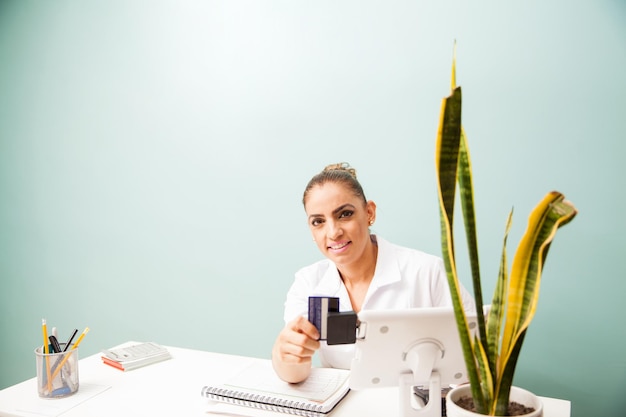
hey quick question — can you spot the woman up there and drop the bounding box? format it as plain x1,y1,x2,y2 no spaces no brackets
272,163,474,383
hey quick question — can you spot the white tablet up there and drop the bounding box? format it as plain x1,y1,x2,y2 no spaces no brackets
349,306,480,390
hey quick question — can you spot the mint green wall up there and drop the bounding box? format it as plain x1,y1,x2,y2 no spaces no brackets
1,2,624,416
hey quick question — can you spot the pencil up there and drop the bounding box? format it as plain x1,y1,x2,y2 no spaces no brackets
47,327,89,388
41,319,52,392
71,327,90,350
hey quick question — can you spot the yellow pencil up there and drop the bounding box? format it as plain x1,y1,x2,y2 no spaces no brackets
71,327,90,350
47,327,89,390
42,319,52,392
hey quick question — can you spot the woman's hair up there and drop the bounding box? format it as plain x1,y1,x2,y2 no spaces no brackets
302,162,367,206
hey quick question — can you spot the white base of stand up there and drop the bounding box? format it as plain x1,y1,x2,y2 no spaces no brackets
399,371,442,417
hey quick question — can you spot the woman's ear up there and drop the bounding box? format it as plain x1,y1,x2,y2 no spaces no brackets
366,200,377,224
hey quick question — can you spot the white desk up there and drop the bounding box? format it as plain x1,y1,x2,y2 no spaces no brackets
0,344,570,417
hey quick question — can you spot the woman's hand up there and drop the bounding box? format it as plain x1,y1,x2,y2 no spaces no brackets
272,316,320,383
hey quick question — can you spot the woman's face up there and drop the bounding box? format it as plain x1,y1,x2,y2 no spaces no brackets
304,182,376,267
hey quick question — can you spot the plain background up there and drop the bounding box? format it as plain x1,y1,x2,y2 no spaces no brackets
0,2,624,416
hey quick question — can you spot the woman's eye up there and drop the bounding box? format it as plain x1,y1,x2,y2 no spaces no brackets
311,218,323,226
339,210,354,219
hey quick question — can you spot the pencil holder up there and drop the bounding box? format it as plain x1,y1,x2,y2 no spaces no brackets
35,343,79,398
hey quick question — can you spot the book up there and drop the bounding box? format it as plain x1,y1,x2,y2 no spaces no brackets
201,360,350,416
101,342,171,371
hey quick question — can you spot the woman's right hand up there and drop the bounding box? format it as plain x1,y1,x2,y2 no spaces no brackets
272,316,321,383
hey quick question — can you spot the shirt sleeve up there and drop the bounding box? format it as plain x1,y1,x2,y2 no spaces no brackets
283,269,313,323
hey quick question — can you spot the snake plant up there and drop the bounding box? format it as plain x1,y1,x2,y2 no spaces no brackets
435,49,578,415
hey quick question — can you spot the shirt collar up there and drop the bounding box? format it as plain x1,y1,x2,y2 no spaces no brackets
314,235,401,294
369,235,402,289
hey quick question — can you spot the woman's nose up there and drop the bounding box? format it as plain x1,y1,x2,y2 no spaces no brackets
326,220,343,240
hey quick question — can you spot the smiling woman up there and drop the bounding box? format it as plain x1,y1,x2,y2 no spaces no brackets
304,164,378,298
271,163,475,384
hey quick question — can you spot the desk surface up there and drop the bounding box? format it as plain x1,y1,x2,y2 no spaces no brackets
0,343,571,417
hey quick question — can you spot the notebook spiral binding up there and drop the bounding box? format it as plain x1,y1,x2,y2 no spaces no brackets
202,386,328,417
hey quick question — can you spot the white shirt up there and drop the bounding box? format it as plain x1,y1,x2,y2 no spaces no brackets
283,235,475,369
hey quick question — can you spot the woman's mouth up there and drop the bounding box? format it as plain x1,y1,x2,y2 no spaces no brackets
328,241,351,252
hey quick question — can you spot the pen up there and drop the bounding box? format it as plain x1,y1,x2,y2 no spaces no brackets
49,335,62,353
63,329,79,352
47,327,89,386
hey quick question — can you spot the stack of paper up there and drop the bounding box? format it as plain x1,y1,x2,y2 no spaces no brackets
101,342,171,371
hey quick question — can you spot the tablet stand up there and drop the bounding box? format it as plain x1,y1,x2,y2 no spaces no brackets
399,339,445,417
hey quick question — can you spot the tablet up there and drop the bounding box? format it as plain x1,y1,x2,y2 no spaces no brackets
349,306,479,390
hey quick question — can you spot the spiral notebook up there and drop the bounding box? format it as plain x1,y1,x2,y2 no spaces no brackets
201,360,350,416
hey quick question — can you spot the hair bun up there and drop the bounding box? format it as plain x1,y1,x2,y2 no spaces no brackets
303,162,365,205
323,162,357,179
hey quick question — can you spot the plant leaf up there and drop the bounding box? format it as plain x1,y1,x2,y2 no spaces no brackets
458,127,488,352
474,334,494,407
498,192,578,391
436,86,487,414
487,209,513,382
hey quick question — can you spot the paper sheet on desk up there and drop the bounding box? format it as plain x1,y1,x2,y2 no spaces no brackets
13,384,111,417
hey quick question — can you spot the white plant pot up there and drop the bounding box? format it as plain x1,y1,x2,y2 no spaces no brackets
446,385,543,417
